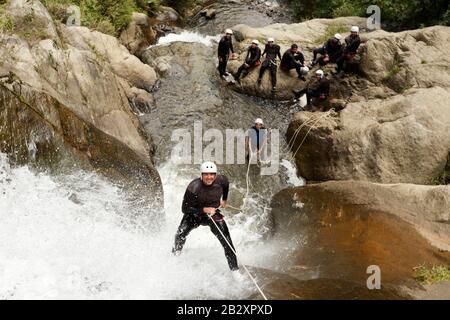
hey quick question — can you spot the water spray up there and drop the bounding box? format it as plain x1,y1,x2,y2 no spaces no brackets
207,214,269,300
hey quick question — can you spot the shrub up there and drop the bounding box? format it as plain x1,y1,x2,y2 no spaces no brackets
41,0,161,36
414,264,450,285
289,0,450,29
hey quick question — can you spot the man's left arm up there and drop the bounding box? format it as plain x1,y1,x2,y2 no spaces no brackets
220,175,230,208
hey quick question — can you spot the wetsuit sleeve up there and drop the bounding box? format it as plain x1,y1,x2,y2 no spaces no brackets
230,41,234,54
249,48,261,65
181,188,202,215
220,175,230,201
262,45,267,57
277,46,282,60
319,79,330,97
296,52,305,65
324,40,331,54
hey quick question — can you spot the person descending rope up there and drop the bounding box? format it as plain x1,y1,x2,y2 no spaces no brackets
335,26,361,75
293,69,330,112
280,44,309,81
172,162,239,272
234,39,262,83
310,33,343,67
245,118,268,165
218,29,235,79
256,37,281,92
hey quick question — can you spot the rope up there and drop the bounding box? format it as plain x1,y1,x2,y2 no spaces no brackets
290,111,332,162
208,214,268,300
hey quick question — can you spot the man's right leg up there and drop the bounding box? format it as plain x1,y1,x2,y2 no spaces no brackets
270,64,277,90
306,89,319,106
173,214,197,254
312,47,324,63
218,55,227,76
258,64,267,83
235,64,246,80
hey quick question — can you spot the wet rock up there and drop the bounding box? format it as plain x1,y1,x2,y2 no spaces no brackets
119,12,157,57
270,182,450,287
154,6,180,26
200,8,216,20
0,0,163,213
246,267,411,299
287,87,450,184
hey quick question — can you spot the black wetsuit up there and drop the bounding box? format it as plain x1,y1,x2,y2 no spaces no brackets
258,44,282,88
313,38,343,65
336,35,361,72
280,49,305,77
173,175,238,271
295,77,330,107
218,36,234,76
235,46,261,80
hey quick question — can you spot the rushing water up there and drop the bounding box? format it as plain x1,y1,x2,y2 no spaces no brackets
0,150,300,299
0,0,305,299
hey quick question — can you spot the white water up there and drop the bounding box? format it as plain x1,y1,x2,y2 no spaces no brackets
151,31,220,48
0,154,298,299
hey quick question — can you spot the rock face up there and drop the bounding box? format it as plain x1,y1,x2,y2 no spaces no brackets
270,181,450,287
0,0,163,212
359,26,450,93
273,23,450,184
287,87,450,184
119,12,157,57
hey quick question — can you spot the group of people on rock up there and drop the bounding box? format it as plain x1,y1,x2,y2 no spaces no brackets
217,26,361,111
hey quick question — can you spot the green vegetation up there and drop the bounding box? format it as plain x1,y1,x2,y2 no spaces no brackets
41,0,161,36
414,264,450,285
432,153,450,185
0,0,14,33
384,65,401,80
162,0,193,15
315,24,347,44
289,0,450,29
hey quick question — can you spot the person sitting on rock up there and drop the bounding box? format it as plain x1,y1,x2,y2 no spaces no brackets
280,44,309,81
310,34,343,67
293,70,330,111
218,29,235,79
234,39,262,83
335,26,361,74
256,37,282,92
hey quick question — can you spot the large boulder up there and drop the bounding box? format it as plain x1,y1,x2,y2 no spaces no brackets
287,87,450,184
359,26,450,93
270,181,450,288
228,17,367,99
60,26,158,92
0,0,163,213
119,12,157,57
232,17,367,45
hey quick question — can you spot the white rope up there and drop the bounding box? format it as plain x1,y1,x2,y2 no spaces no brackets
288,110,334,163
208,214,268,300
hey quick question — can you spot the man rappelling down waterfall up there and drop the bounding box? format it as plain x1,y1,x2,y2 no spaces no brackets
172,162,241,275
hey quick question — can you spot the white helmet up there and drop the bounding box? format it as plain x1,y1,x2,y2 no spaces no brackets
316,69,324,77
255,118,264,125
300,66,309,75
267,37,275,43
201,161,217,174
334,33,343,40
225,29,233,35
351,26,359,33
251,39,259,45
